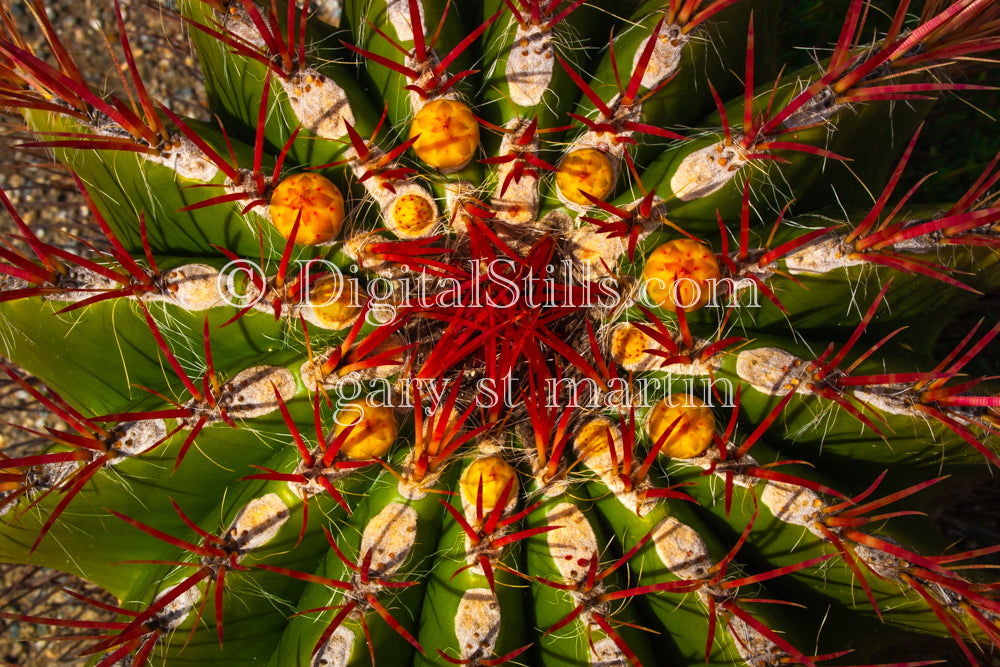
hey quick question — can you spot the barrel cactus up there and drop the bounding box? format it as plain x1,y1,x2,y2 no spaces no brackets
2,0,1000,665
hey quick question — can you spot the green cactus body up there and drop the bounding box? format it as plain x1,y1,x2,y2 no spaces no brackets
2,0,1000,666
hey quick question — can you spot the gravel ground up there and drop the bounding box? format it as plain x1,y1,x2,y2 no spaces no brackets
0,0,206,251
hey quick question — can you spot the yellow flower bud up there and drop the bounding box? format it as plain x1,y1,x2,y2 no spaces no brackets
460,456,517,511
409,99,480,171
556,148,614,206
647,395,715,459
391,193,437,237
306,275,361,329
269,173,345,246
335,400,397,460
642,238,721,311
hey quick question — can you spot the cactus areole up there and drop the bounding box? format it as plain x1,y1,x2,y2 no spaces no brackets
1,1,1000,667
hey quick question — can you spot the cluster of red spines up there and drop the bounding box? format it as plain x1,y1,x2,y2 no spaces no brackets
342,1,501,101
256,526,424,664
1,0,1000,665
185,0,312,79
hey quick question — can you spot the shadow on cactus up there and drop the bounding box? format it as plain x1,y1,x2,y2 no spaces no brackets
2,0,1000,665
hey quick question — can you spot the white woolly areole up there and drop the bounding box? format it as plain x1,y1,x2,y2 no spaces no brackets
404,51,454,115
386,0,426,43
726,614,782,666
37,266,117,302
570,98,641,162
760,481,825,538
546,502,599,583
526,449,573,499
780,87,841,131
342,232,393,274
651,515,713,580
492,120,541,226
2,462,71,517
505,23,554,107
566,225,626,278
159,263,223,311
494,220,538,257
609,322,663,372
684,451,759,489
227,493,290,552
360,502,418,577
346,145,405,212
852,542,905,580
590,635,630,667
223,172,272,223
445,180,478,232
311,624,355,667
153,583,202,631
782,236,864,275
216,366,297,420
891,233,945,254
462,526,510,575
0,273,28,294
298,357,329,394
475,436,505,457
144,135,220,182
396,450,448,501
735,347,814,396
656,356,718,377
454,588,502,661
632,21,688,90
215,8,267,51
670,140,748,201
3,461,80,519
573,418,656,517
301,333,408,393
279,68,355,140
109,419,168,461
287,449,350,500
852,388,919,417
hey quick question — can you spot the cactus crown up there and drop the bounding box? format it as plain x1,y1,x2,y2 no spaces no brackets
2,0,1000,666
